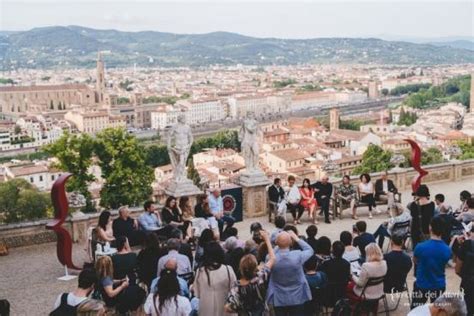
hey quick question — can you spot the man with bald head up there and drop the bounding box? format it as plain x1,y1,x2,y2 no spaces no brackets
112,205,144,246
267,230,314,315
312,175,333,224
149,258,190,297
208,188,235,237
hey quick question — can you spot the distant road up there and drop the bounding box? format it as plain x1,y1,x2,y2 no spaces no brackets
169,96,405,139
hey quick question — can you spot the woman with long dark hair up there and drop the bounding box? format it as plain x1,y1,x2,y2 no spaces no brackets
137,233,166,288
162,196,192,240
358,173,377,219
300,178,318,224
195,228,215,268
95,211,115,244
144,269,191,316
193,241,236,316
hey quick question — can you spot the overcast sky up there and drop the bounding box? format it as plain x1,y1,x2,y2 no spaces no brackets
1,0,472,39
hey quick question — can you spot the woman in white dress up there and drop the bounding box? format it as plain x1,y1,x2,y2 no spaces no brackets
358,173,377,219
193,241,236,316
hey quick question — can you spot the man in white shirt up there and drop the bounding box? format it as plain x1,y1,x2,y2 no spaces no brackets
407,293,466,316
52,269,97,311
286,175,303,225
208,188,235,236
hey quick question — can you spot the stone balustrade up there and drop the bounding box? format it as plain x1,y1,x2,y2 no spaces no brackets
1,159,473,248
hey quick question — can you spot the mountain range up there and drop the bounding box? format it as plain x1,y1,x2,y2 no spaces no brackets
0,26,473,69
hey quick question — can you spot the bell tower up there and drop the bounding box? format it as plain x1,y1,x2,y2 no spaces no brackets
96,52,105,104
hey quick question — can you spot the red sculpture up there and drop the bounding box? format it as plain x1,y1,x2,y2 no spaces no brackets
405,139,428,193
46,173,81,270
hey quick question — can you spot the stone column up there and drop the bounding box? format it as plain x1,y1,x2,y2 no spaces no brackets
239,171,271,218
453,160,462,182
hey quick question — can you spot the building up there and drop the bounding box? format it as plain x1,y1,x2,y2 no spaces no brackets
329,108,340,131
1,162,63,191
228,94,291,119
0,84,97,117
150,106,181,130
368,81,379,99
96,52,106,104
64,108,126,134
470,72,474,113
176,98,226,125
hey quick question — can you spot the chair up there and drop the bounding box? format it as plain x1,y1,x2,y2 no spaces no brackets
380,281,411,313
353,276,389,316
316,282,348,315
384,220,411,252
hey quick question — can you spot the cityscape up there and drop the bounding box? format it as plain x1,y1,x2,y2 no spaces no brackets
0,1,473,315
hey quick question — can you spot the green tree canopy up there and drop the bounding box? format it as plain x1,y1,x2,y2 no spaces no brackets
353,144,393,175
95,128,154,209
0,179,51,224
458,141,474,160
187,157,201,187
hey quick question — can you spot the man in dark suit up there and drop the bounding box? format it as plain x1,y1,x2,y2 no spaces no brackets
375,170,398,211
312,175,333,224
268,178,285,222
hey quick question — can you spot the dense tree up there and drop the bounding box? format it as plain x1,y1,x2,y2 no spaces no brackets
389,83,431,96
187,157,201,187
397,108,418,126
458,141,474,160
400,147,444,168
44,132,96,211
145,144,170,167
0,179,51,224
117,97,130,104
353,144,393,175
95,128,154,209
381,88,389,96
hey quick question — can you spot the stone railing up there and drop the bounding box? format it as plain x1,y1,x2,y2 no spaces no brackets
1,159,473,248
0,207,144,248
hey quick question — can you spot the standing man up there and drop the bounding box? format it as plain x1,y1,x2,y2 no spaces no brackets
208,188,235,237
411,216,452,309
312,175,333,224
286,176,303,225
375,171,398,211
268,178,285,222
267,230,314,315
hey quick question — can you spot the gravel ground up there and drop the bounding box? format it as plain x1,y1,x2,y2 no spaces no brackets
1,179,470,316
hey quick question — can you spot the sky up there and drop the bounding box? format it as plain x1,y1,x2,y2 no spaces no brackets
0,0,473,40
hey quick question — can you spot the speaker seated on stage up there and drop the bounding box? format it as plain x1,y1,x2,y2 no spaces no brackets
138,201,173,238
113,205,145,247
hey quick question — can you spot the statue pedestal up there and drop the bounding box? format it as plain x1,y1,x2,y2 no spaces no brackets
239,171,270,218
165,179,203,198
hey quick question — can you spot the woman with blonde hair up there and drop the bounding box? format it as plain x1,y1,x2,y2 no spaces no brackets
76,299,106,316
95,256,145,314
346,243,387,309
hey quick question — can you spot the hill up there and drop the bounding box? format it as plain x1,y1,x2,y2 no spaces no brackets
1,26,473,69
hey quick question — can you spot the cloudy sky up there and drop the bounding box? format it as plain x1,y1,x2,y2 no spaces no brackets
1,0,472,40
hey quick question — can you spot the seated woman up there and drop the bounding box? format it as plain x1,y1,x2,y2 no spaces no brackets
225,230,275,315
137,233,166,288
179,196,194,221
337,175,358,219
315,236,332,263
112,236,138,282
95,256,145,314
453,190,471,218
456,197,474,223
161,196,192,240
358,173,377,219
144,269,192,316
340,231,361,271
95,211,115,247
300,178,318,224
346,243,387,310
373,203,412,249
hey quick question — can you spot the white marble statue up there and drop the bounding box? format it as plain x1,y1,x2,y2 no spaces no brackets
239,111,262,173
167,114,193,182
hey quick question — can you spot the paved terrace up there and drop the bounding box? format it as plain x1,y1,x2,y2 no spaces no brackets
1,179,471,316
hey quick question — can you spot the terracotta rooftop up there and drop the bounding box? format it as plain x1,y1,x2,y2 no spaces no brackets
0,84,90,92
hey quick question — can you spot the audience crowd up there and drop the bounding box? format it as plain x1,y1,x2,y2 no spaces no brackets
50,174,473,316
